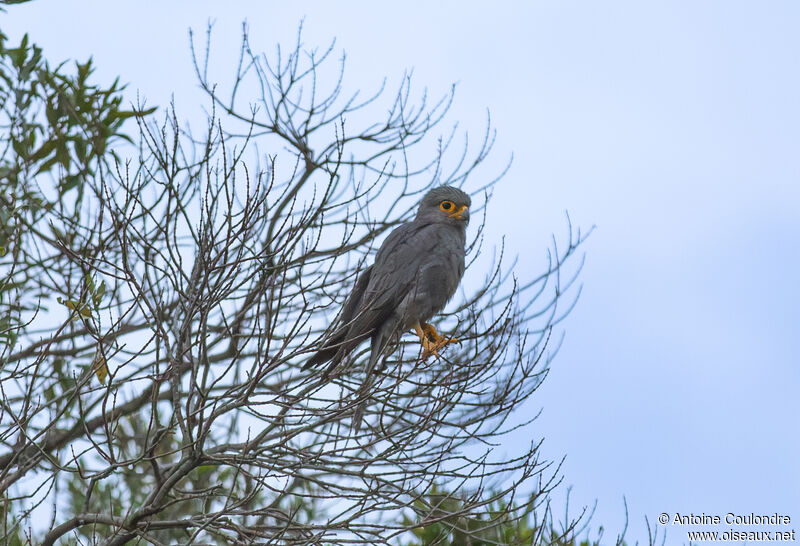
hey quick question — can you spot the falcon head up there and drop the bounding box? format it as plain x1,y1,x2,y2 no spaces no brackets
415,185,471,226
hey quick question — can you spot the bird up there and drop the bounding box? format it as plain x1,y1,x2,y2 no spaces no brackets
305,185,471,379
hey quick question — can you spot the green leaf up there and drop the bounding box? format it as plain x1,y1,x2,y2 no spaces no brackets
29,138,57,165
92,279,106,307
35,154,59,175
59,173,82,194
114,105,157,121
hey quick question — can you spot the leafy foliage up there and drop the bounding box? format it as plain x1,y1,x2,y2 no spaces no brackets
403,485,621,546
0,29,152,353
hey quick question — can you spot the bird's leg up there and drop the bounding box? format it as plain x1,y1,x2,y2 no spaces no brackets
421,322,459,354
413,322,458,359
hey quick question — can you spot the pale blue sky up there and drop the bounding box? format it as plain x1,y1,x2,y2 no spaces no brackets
7,1,799,542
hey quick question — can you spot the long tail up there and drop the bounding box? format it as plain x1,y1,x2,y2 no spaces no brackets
351,321,396,430
304,329,370,373
304,335,344,369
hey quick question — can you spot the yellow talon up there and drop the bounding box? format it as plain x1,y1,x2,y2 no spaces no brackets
413,322,458,359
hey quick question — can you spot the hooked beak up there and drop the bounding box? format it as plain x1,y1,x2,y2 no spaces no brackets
447,205,469,221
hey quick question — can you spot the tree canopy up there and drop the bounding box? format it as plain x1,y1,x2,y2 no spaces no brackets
0,21,648,546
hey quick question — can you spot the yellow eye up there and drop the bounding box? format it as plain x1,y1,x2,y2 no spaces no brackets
439,200,455,212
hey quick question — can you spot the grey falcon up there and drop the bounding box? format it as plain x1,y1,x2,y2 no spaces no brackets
306,185,471,376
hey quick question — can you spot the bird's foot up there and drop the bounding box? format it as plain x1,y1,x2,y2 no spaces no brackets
415,322,458,359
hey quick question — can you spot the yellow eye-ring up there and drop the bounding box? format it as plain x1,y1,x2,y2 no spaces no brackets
439,200,455,212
